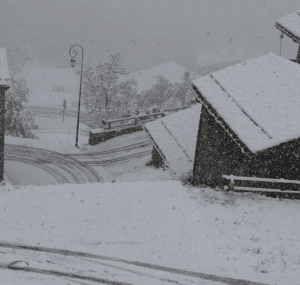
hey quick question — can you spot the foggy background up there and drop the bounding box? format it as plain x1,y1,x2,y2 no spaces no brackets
1,0,299,74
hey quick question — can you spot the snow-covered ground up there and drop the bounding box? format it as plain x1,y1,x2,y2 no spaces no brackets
5,115,89,154
4,112,169,184
3,61,299,285
0,181,299,284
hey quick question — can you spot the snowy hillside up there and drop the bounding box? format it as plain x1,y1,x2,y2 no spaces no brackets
16,62,79,94
197,45,262,68
124,62,199,94
16,62,199,109
16,63,79,110
194,60,241,76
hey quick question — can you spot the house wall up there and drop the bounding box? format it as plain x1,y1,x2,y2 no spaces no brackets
193,106,300,189
193,107,249,187
254,139,300,181
151,146,165,168
89,125,143,145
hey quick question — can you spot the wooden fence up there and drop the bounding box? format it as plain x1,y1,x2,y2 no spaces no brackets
101,106,190,130
222,175,300,194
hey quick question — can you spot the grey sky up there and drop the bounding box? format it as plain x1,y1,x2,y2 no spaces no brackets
1,0,299,73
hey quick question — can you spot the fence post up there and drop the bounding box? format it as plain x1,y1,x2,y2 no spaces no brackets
229,175,234,191
102,119,106,129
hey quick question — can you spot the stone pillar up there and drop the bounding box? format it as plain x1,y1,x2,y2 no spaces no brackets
0,48,10,182
297,45,300,64
0,87,8,181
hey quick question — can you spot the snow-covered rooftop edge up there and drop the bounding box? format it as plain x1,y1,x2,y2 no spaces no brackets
275,10,300,44
143,104,201,177
191,52,300,154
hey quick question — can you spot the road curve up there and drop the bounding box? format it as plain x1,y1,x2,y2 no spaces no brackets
68,141,152,166
5,144,102,185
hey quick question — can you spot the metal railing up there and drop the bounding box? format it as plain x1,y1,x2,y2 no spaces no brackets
102,106,190,130
222,175,300,194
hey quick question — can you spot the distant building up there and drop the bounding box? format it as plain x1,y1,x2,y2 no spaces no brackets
275,9,300,63
191,53,300,187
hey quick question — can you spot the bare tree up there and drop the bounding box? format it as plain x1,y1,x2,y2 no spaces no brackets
81,54,136,127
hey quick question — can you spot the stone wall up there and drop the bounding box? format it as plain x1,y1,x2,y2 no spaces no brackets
89,125,143,145
193,107,248,187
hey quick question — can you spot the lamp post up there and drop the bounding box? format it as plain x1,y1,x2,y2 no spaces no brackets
69,44,84,147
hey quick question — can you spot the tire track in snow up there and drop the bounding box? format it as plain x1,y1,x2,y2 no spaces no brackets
68,141,152,166
5,145,102,184
5,155,70,184
78,149,152,166
0,263,132,285
68,141,152,157
0,242,269,285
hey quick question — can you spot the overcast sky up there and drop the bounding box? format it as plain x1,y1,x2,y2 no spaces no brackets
1,0,300,73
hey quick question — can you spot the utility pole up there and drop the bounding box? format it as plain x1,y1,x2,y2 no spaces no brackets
69,45,84,148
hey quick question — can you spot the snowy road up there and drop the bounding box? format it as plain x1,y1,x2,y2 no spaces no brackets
29,106,78,119
4,145,102,185
0,242,266,285
69,141,152,166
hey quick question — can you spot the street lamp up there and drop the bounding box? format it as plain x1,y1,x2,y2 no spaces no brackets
69,44,84,147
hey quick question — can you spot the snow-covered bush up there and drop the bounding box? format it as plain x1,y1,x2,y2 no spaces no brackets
5,77,36,139
180,170,193,185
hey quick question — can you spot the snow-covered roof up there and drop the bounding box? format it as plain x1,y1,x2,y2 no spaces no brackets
143,104,201,177
275,10,300,44
0,48,10,87
192,52,300,154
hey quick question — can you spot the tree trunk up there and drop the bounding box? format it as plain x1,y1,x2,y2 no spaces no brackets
297,45,300,64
